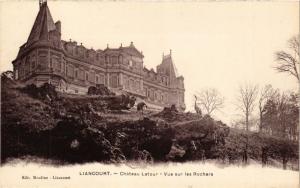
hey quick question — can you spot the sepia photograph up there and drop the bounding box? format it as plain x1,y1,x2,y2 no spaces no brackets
0,0,299,187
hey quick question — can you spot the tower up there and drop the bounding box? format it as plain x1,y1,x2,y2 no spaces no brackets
12,0,65,88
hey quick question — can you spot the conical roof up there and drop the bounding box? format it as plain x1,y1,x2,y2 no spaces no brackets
26,2,56,45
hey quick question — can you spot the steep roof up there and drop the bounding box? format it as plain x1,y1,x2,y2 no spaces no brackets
162,54,179,77
26,2,56,45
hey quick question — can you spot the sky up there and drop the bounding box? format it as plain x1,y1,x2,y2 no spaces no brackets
0,1,299,124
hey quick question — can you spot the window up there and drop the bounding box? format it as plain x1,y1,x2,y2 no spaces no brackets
150,90,154,100
129,79,134,90
112,56,118,64
75,70,78,78
31,59,36,70
86,72,89,81
96,76,99,83
99,74,105,84
15,69,19,80
119,55,123,64
67,64,74,78
78,69,84,80
110,75,118,88
135,80,140,90
125,79,129,89
90,72,95,83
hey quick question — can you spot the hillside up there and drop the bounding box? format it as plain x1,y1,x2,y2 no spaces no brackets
1,72,298,170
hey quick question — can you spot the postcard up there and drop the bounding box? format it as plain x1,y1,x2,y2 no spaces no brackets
0,0,299,187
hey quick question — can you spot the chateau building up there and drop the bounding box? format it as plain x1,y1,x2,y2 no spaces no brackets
12,1,185,111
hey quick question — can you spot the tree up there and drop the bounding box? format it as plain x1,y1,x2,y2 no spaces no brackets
262,91,299,140
236,83,258,131
195,88,224,116
274,35,300,84
235,83,258,165
258,85,278,132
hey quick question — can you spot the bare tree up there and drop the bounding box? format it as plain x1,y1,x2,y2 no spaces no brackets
258,84,279,132
274,35,299,84
195,88,224,116
236,83,258,131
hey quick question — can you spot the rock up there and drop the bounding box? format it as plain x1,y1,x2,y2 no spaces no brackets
166,143,186,160
105,94,136,110
87,84,115,96
21,83,58,101
70,139,80,150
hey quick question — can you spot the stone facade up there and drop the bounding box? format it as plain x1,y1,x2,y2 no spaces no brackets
12,1,185,111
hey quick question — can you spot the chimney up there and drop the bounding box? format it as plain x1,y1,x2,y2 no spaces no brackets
55,21,61,33
170,49,172,56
